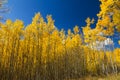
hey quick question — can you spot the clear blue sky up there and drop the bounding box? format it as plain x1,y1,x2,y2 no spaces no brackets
5,0,120,48
6,0,100,31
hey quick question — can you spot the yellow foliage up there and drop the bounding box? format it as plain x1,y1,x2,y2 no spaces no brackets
0,0,120,78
